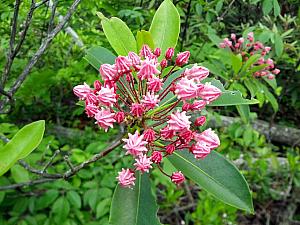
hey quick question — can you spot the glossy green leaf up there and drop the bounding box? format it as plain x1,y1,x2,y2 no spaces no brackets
0,120,45,176
236,105,250,123
231,54,242,75
274,33,283,56
84,46,116,70
109,173,161,225
101,16,137,55
149,0,180,58
136,30,155,51
168,151,253,212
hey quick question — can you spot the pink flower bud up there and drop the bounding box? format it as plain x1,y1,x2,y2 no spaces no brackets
94,80,102,92
85,93,98,105
165,48,174,60
73,83,92,100
94,108,116,132
167,110,191,131
97,86,117,107
130,103,144,117
198,83,222,103
184,65,209,82
123,131,148,156
138,58,160,80
160,126,175,139
234,43,240,49
171,171,185,185
160,59,168,69
151,151,163,164
147,77,163,92
265,46,271,53
195,116,206,126
85,104,99,117
175,77,202,100
114,111,125,123
219,42,226,48
140,45,153,59
143,129,156,142
117,168,136,188
128,52,141,68
238,37,244,44
194,128,220,150
272,68,280,75
247,32,254,42
231,33,236,40
115,56,131,74
99,64,118,82
182,102,192,111
191,100,206,111
190,142,211,159
179,129,194,144
166,144,175,155
175,51,190,66
154,48,161,57
268,74,275,79
134,154,152,173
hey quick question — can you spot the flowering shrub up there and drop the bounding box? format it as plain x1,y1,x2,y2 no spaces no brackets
219,32,280,80
74,45,222,187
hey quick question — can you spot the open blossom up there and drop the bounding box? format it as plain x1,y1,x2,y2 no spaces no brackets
94,108,116,132
141,92,160,110
134,154,152,173
167,110,191,131
123,131,148,156
117,169,136,188
73,44,222,188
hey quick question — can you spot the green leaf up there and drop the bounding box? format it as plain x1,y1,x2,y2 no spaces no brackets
231,54,242,75
209,91,259,106
262,76,277,90
262,0,273,15
274,33,283,56
262,85,279,111
101,17,137,55
136,30,155,51
52,197,70,222
236,105,250,123
0,120,45,176
149,0,180,58
109,173,161,225
10,165,30,183
240,54,261,75
273,0,280,17
168,151,253,212
36,190,59,210
244,79,258,97
96,198,110,219
67,191,82,209
84,46,116,70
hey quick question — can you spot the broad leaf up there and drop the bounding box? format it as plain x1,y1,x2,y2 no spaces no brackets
168,151,253,212
209,91,259,106
84,46,116,70
231,54,242,75
0,120,45,176
136,30,155,51
149,0,180,58
109,173,161,225
101,16,137,55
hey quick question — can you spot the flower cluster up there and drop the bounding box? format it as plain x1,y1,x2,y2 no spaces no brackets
219,32,280,79
73,45,222,188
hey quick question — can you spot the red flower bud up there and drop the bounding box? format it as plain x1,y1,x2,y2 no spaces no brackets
195,116,206,126
165,48,174,60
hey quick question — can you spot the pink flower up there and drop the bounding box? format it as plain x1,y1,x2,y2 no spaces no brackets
247,32,254,42
147,76,163,92
219,42,226,48
265,46,271,53
143,129,156,142
141,92,160,110
94,108,116,132
138,58,160,80
231,33,236,40
198,83,222,103
165,47,174,60
238,37,244,44
114,111,125,123
175,51,190,66
115,56,131,74
190,142,211,159
272,68,280,75
166,144,175,155
85,104,99,117
175,77,201,100
178,129,194,144
151,151,163,164
98,86,117,107
184,65,209,82
167,110,191,131
171,171,185,185
128,52,140,68
134,154,152,173
140,45,153,59
99,64,118,82
123,131,148,156
117,168,136,188
194,128,220,150
94,80,102,92
130,103,144,117
182,102,192,111
85,93,98,105
160,126,175,139
194,116,206,126
73,83,92,100
191,100,206,111
223,38,232,47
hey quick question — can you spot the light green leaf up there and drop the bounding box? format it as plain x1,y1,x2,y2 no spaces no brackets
136,30,155,51
84,46,116,70
168,151,253,212
262,0,273,15
67,191,82,209
96,198,110,219
149,0,180,58
11,165,30,183
101,17,137,55
109,173,161,225
0,120,45,176
274,33,283,56
231,54,242,75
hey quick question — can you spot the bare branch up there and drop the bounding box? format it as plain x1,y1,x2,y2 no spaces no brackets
42,149,60,172
0,178,57,191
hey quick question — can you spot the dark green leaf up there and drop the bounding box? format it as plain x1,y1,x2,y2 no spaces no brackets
168,151,253,212
67,191,82,209
84,47,116,70
0,121,45,176
109,173,161,225
244,79,258,97
96,198,110,219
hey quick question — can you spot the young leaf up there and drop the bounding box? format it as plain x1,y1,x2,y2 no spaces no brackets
136,30,155,51
149,0,180,58
84,46,116,70
0,120,45,176
109,173,161,225
168,151,254,213
101,16,137,55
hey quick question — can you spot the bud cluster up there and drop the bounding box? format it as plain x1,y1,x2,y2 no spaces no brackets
219,32,280,79
73,45,222,188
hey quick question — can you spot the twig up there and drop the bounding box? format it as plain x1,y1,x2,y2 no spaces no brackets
42,149,60,172
63,155,74,171
18,160,62,178
0,178,57,191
